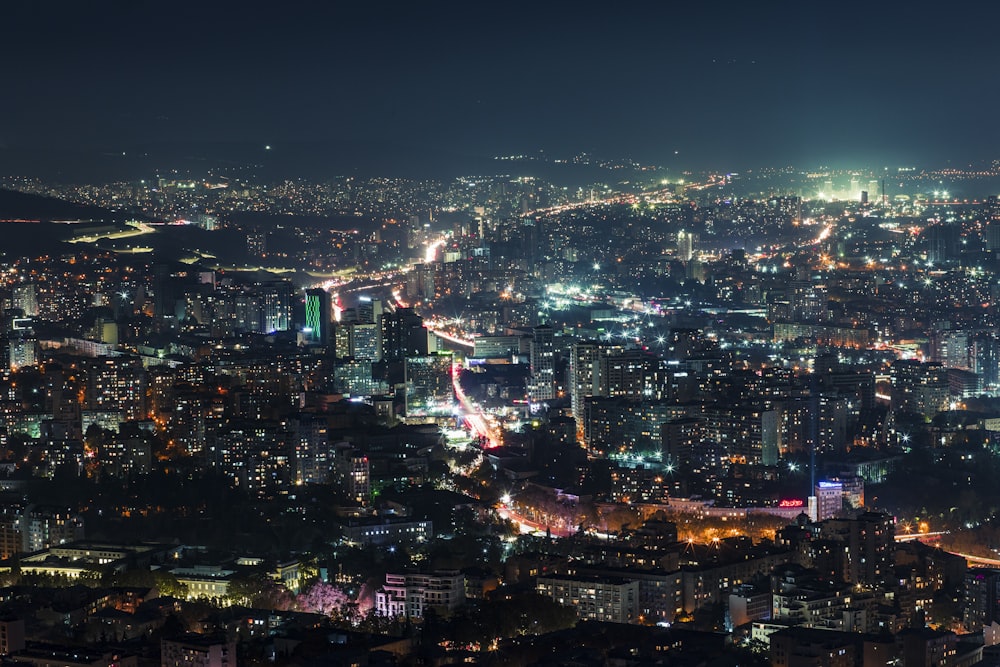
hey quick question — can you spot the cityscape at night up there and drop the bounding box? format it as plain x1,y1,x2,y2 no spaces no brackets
4,2,1000,666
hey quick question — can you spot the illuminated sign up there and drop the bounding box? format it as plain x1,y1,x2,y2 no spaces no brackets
778,499,805,508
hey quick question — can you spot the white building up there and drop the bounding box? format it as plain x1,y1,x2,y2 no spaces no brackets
536,574,639,624
375,570,465,619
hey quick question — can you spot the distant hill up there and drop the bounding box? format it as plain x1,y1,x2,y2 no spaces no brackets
0,188,137,257
0,142,657,187
0,188,138,224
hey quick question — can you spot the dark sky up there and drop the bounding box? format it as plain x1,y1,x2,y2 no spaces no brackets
3,1,1000,172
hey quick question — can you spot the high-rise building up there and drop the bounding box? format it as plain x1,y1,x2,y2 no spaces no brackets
598,349,669,400
661,417,704,469
349,322,380,360
259,281,293,333
814,481,844,521
291,414,330,485
333,323,352,359
528,324,555,405
303,288,332,346
964,568,1000,630
404,353,454,416
85,357,148,421
925,224,960,265
7,333,37,371
356,297,383,325
890,360,949,419
676,230,695,262
11,284,37,317
21,506,85,552
333,444,370,505
152,263,177,322
972,334,1000,388
570,340,603,436
380,308,427,360
814,511,894,586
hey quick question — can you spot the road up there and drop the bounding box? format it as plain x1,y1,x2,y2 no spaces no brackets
451,363,500,447
497,505,574,538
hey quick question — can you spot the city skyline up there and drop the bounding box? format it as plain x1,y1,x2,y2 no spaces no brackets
4,3,1000,664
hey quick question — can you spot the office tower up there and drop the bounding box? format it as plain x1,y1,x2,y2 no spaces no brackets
349,322,380,360
303,288,332,346
404,353,454,416
356,297,383,324
972,334,1000,388
259,280,293,332
380,308,427,360
333,323,352,359
676,230,694,261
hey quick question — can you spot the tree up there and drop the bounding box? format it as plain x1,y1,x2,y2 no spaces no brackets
296,580,349,616
227,572,292,610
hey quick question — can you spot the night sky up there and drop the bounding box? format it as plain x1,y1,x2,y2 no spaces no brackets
4,1,1000,172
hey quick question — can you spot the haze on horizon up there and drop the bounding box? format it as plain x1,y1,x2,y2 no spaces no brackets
3,1,1000,177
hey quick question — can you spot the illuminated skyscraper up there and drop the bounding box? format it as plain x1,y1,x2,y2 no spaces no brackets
349,322,380,360
259,280,293,333
304,288,332,346
676,230,695,262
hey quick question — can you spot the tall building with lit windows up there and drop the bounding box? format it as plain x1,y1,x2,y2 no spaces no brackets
290,414,330,485
333,443,370,505
404,353,454,416
7,333,37,371
570,340,627,440
85,357,148,422
11,284,38,317
676,230,695,262
260,281,293,333
528,324,555,404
